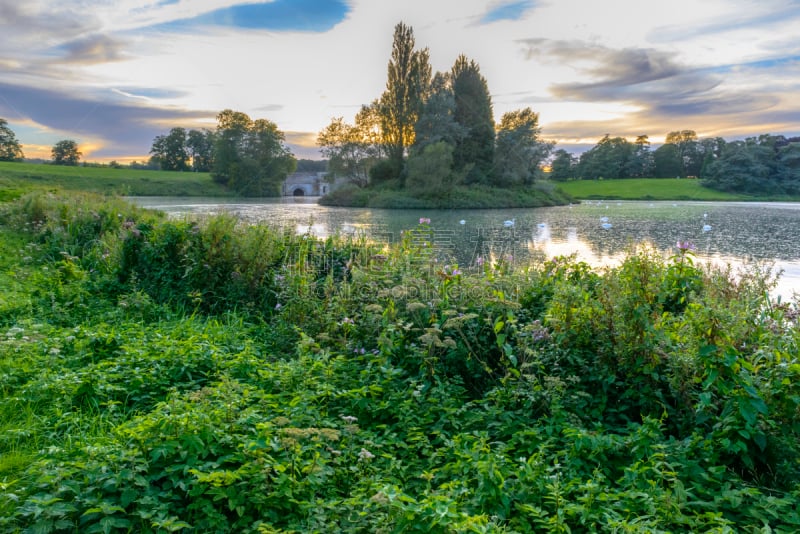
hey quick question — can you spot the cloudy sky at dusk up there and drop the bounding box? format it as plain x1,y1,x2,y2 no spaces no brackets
1,0,799,162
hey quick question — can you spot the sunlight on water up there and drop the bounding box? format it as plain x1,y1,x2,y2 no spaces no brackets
128,198,800,300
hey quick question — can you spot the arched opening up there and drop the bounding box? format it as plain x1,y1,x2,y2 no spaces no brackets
292,188,305,197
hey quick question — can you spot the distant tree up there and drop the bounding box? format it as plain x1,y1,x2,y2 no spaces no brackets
0,118,24,161
652,143,682,177
318,107,383,188
492,108,553,186
776,141,800,192
703,140,771,192
186,129,215,172
665,130,700,176
549,149,576,181
379,22,431,179
451,55,495,184
212,109,296,196
577,135,633,180
699,137,726,177
150,127,189,171
51,140,81,166
626,135,654,177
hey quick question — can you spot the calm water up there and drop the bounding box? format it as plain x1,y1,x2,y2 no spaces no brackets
128,197,800,300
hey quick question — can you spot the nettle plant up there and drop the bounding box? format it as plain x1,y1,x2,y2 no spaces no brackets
3,194,800,532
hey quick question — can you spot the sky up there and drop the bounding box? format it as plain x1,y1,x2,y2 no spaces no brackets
1,0,799,163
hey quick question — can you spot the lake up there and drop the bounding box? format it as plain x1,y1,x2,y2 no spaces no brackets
129,197,800,300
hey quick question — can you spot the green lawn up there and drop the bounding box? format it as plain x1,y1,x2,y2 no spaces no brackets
554,178,800,201
0,161,232,200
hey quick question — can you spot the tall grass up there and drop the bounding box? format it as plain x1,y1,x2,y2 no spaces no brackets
1,191,799,532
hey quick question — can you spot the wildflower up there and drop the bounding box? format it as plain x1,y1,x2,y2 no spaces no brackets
340,415,358,424
676,240,696,252
358,448,375,461
341,317,355,325
475,256,485,267
274,303,282,310
419,217,431,224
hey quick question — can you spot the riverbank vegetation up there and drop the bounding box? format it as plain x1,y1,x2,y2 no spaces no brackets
1,191,799,532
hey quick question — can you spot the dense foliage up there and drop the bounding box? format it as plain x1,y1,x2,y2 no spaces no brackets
554,131,800,196
1,192,799,532
50,140,82,166
0,118,24,162
318,23,554,199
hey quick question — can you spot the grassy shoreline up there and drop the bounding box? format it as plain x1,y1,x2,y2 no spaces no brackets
556,177,800,202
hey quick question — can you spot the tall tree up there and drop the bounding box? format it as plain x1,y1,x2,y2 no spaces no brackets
451,55,495,183
212,109,296,196
627,135,654,177
186,129,215,172
0,118,24,161
150,127,189,171
652,143,682,177
411,72,466,155
51,140,81,166
379,22,431,179
492,107,553,186
548,149,576,181
577,135,633,180
665,130,700,177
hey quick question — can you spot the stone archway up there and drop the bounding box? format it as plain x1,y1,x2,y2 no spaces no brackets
292,188,306,196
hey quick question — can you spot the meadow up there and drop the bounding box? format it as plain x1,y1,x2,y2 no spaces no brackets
555,178,800,201
0,190,799,532
0,162,230,201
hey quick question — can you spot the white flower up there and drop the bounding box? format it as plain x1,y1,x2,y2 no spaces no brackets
358,448,375,461
340,415,358,424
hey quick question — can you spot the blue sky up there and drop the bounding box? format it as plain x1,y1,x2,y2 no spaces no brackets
1,0,799,162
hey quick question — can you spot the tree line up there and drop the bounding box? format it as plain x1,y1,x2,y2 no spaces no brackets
1,119,83,166
3,19,799,197
318,22,554,195
550,130,800,194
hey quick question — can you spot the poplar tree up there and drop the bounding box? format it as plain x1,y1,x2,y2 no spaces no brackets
379,22,431,180
450,55,494,184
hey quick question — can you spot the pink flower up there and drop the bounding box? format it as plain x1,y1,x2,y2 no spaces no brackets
419,217,431,224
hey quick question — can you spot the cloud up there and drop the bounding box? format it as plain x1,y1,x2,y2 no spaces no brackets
0,81,212,159
58,34,129,65
480,1,536,24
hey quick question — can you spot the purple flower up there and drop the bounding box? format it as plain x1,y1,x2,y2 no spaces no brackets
475,256,485,266
676,240,696,252
419,217,431,224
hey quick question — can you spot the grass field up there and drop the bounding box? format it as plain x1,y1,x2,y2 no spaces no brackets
0,161,231,200
554,178,800,201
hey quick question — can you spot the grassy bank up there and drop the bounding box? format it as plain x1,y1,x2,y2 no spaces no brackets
0,161,231,200
556,177,800,201
320,182,574,208
1,191,799,532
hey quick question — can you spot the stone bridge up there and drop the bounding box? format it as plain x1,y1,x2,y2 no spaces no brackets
282,172,329,196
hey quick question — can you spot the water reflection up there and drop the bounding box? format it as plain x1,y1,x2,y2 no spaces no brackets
127,197,800,300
